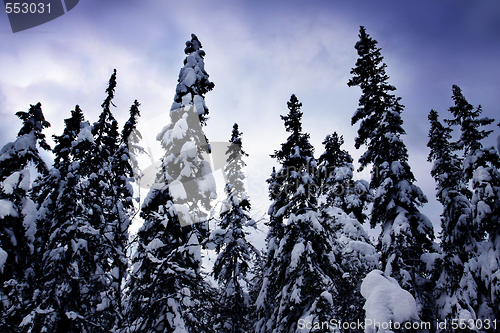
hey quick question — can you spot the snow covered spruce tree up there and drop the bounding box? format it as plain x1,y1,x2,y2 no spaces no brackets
443,85,500,322
31,105,85,254
255,95,344,333
427,109,481,329
76,69,138,331
27,71,140,332
209,123,258,333
317,132,378,328
125,34,217,333
317,132,371,224
0,103,51,332
99,98,143,332
253,166,282,333
26,105,89,333
348,26,437,324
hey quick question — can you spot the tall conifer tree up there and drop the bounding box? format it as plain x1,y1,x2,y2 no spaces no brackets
318,132,371,223
27,105,89,333
428,109,479,329
28,71,140,332
0,103,50,332
256,95,343,333
444,85,500,322
348,26,436,323
210,124,258,333
125,34,216,333
317,132,378,329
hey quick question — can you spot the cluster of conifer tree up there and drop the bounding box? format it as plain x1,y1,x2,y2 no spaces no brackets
0,28,499,333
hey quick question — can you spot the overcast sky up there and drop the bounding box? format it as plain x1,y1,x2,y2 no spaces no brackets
1,0,499,241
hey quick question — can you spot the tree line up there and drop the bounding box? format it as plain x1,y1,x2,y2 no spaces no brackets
1,29,499,333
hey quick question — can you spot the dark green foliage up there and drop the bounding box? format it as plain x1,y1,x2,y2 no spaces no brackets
0,103,51,332
429,85,500,329
125,34,216,333
427,109,479,329
446,85,494,158
211,124,258,333
26,71,140,333
348,26,437,325
318,132,372,223
256,95,343,333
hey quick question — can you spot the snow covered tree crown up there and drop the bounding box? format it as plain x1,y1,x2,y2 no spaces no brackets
184,33,203,55
282,94,303,134
173,33,214,126
15,102,51,151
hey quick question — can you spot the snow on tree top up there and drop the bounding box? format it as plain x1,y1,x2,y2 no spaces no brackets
0,199,17,219
184,34,202,54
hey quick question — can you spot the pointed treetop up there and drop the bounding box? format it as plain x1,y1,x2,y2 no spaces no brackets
447,85,474,125
184,33,203,55
271,95,314,163
15,102,51,151
319,132,353,168
92,70,119,152
348,25,389,91
445,85,494,155
52,105,85,167
227,123,247,157
354,25,378,57
427,109,453,161
101,69,117,111
121,99,141,145
282,94,303,134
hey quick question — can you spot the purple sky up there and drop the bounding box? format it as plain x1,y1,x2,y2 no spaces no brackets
1,0,499,239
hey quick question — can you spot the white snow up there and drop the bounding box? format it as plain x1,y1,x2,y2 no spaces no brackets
473,166,491,183
66,311,84,320
75,121,94,144
345,241,379,266
334,166,353,182
181,92,192,106
20,313,35,327
320,291,333,306
0,248,7,273
186,232,202,265
193,95,205,116
198,162,217,195
174,203,193,227
361,270,418,333
96,294,110,311
182,68,197,87
0,199,17,218
0,141,14,162
421,252,441,272
71,238,88,253
14,134,36,151
22,197,37,244
169,180,187,201
391,161,404,176
164,117,188,142
392,209,409,237
2,172,20,194
289,242,305,270
18,169,31,191
147,238,166,252
180,141,197,160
